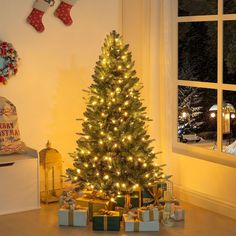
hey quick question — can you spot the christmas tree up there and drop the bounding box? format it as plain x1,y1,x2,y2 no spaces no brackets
67,31,167,203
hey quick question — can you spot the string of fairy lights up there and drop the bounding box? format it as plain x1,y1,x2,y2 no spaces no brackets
67,31,167,197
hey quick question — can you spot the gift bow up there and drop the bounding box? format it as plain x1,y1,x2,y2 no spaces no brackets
147,187,161,206
98,209,115,216
139,204,155,211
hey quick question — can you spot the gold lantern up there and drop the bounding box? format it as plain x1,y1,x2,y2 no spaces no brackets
39,141,63,204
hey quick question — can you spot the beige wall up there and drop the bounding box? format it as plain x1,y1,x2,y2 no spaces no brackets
0,0,121,169
123,0,236,218
1,0,236,218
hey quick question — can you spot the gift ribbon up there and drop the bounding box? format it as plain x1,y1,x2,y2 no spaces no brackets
133,220,139,232
68,210,74,226
104,215,108,231
147,187,161,206
139,209,154,221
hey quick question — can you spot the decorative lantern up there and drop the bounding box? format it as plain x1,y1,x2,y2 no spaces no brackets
39,141,63,204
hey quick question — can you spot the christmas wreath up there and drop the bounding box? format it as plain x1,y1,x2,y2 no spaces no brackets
0,41,19,84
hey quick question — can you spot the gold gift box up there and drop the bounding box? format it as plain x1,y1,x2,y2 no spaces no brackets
76,197,109,221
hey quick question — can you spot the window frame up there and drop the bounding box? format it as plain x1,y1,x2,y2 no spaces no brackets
172,0,236,168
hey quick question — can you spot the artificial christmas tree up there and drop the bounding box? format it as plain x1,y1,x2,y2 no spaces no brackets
67,31,169,210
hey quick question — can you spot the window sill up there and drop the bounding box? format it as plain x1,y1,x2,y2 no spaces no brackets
172,142,236,168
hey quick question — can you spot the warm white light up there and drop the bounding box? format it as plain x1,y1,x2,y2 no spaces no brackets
127,135,132,141
99,140,103,145
77,169,81,173
116,87,121,93
142,137,145,141
100,76,104,80
116,183,120,187
96,172,100,176
84,163,88,168
108,136,112,141
117,171,121,175
225,113,230,120
128,156,133,161
145,174,149,178
124,112,128,116
124,101,129,106
143,163,147,168
182,112,187,118
118,65,122,70
81,150,85,154
112,119,116,124
104,175,109,180
85,135,90,140
122,183,126,187
231,114,236,119
92,101,97,106
210,112,216,118
94,156,98,161
74,176,78,181
113,143,118,148
112,98,116,102
100,131,105,136
118,79,122,84
114,127,118,131
101,113,106,117
110,92,114,96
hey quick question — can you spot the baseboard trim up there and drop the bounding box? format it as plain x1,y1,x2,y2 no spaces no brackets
174,184,236,220
0,206,41,216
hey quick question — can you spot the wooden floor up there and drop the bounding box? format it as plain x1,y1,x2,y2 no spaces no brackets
0,202,236,236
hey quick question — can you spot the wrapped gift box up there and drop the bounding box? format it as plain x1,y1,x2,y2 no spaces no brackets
93,211,120,231
116,192,140,208
123,214,159,232
58,207,88,226
172,205,185,221
76,197,109,221
138,206,159,222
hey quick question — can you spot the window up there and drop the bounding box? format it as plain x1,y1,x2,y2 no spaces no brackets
174,0,236,165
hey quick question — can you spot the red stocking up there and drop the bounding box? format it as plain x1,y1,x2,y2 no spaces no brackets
54,0,78,26
27,0,53,32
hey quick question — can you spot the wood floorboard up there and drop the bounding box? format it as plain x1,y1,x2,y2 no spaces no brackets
0,202,236,236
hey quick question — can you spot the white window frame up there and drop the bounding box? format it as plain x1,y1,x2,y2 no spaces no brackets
171,0,236,168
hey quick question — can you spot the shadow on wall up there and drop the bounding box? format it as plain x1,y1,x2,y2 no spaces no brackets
48,56,92,171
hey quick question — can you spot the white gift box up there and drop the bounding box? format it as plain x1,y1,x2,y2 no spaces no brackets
123,214,159,232
58,207,88,227
138,207,159,222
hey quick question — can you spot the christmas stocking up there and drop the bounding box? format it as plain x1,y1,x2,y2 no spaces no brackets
54,0,78,26
27,0,53,32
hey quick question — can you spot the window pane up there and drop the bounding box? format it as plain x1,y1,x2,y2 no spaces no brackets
223,91,236,155
178,0,217,16
224,0,236,14
178,22,217,82
223,21,236,84
178,86,217,150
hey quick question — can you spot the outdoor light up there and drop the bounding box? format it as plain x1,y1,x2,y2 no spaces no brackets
225,113,230,120
210,112,216,118
231,114,236,119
